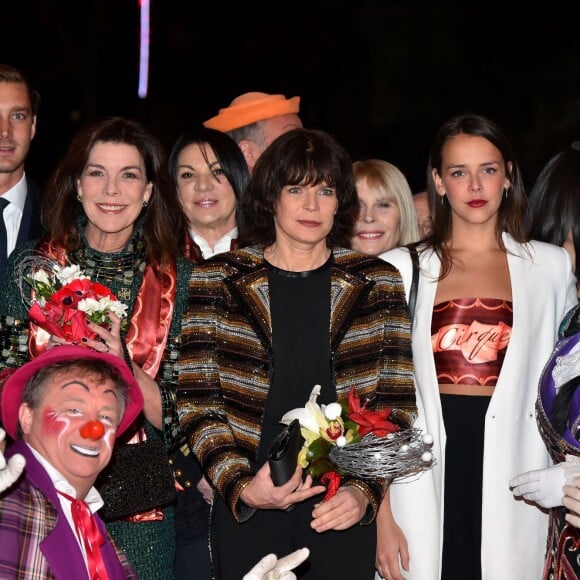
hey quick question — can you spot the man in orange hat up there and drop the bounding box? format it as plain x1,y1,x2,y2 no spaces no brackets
204,92,303,172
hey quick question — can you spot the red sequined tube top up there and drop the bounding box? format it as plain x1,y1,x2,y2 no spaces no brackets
431,298,513,386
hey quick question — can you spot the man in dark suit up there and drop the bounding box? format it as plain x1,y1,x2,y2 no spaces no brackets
0,64,43,278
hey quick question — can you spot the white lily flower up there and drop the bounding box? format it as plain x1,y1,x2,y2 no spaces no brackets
281,384,327,435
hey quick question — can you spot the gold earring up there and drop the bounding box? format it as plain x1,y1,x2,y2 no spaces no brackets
76,193,83,202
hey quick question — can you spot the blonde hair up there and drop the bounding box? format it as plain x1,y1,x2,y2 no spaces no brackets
353,159,420,246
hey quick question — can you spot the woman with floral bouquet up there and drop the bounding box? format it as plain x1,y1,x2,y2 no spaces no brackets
0,116,192,579
177,128,417,579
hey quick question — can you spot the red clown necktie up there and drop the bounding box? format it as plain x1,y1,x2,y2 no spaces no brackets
58,490,109,580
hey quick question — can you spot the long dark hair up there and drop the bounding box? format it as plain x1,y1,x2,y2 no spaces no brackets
42,116,186,270
424,114,528,278
168,126,250,202
241,128,358,247
168,126,250,241
527,143,580,278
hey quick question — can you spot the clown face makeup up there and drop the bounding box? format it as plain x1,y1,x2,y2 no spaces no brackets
18,368,122,494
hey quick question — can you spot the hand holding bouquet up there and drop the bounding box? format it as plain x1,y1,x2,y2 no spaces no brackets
280,385,435,500
17,252,128,344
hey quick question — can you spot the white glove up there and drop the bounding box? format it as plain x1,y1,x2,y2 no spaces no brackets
510,457,580,508
243,548,310,580
0,427,26,493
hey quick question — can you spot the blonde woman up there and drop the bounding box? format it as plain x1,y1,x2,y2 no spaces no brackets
352,159,420,256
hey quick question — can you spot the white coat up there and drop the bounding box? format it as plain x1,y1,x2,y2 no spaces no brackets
377,234,578,580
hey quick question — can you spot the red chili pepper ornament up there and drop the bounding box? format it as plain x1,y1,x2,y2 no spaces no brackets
320,471,341,502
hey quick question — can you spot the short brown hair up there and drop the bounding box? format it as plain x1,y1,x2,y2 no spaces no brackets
0,64,41,115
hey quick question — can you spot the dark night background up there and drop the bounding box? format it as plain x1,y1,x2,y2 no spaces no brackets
4,1,580,194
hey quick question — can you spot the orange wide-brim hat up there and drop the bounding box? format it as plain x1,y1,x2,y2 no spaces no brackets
1,345,144,439
203,92,301,132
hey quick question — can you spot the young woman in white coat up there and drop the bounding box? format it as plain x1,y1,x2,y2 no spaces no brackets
376,114,578,580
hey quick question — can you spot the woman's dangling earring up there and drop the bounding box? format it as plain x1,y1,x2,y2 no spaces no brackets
504,187,509,199
143,199,149,207
441,193,446,205
76,193,83,202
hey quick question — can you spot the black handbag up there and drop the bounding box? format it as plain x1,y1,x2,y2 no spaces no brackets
96,422,176,521
408,243,420,322
268,419,304,486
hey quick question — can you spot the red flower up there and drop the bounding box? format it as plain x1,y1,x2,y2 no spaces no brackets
320,471,341,502
90,282,115,300
347,386,400,438
52,278,102,309
50,285,81,310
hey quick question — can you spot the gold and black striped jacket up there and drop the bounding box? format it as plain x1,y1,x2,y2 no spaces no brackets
177,246,416,523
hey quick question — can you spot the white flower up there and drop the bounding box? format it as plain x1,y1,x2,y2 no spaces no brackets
281,384,326,435
30,269,52,285
78,297,128,321
108,300,128,319
77,298,101,315
324,402,342,421
54,264,88,286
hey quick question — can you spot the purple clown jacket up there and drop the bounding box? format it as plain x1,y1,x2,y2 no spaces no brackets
536,306,580,580
0,440,137,579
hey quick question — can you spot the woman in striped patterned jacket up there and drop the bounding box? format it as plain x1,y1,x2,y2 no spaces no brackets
177,128,417,580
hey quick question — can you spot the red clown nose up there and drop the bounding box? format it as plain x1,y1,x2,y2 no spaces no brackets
80,420,106,440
